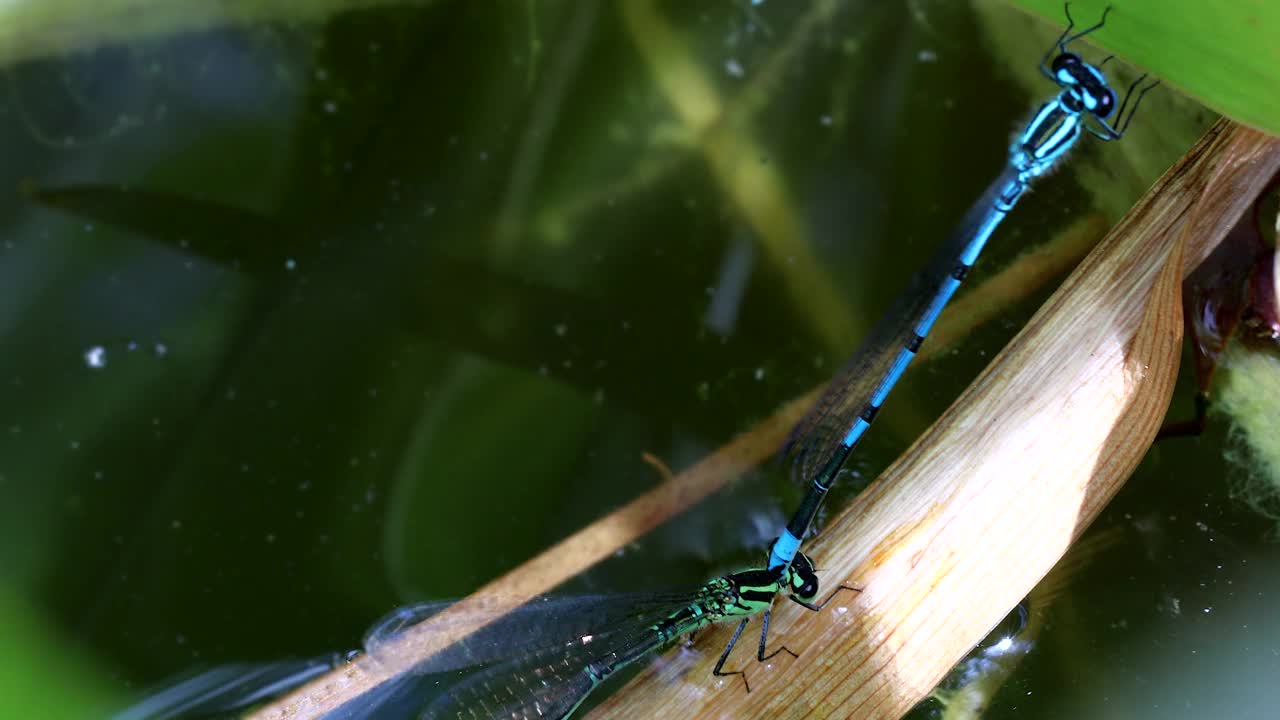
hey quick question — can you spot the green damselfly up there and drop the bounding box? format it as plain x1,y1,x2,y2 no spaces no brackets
114,552,857,719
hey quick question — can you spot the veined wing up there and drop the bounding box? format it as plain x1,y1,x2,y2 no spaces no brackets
783,165,1022,486
109,592,706,720
411,593,721,720
362,590,706,676
110,656,346,720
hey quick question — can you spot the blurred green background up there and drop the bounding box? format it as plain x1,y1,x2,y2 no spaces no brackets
0,0,1275,718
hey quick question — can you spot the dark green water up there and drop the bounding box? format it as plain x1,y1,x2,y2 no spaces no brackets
0,1,1268,718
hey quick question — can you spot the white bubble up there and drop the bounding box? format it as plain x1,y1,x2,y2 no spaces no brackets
84,346,107,369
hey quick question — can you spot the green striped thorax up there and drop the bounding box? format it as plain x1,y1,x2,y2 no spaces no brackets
703,551,820,619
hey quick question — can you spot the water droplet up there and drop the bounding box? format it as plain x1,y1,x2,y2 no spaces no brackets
84,346,107,369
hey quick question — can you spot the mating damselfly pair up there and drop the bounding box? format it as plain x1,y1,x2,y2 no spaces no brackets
116,5,1156,719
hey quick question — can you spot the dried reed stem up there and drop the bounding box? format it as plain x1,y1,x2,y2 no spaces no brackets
592,119,1280,720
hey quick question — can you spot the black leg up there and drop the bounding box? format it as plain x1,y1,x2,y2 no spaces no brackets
1114,78,1161,136
1039,3,1078,78
751,586,864,665
1089,75,1159,141
1062,4,1111,49
757,607,801,663
713,618,753,693
1041,4,1112,74
788,584,863,613
1110,73,1149,133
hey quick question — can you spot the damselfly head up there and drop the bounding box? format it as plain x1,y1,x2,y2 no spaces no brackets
1052,51,1116,118
1050,51,1083,82
787,552,820,601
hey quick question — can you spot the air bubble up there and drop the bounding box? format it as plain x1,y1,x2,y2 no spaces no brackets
84,346,107,369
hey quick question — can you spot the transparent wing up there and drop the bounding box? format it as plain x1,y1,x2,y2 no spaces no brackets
112,591,713,720
110,656,346,720
364,591,705,676
414,597,710,720
417,641,614,720
783,166,1021,485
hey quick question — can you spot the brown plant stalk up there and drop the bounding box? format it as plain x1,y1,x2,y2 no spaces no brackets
590,119,1280,720
247,198,1106,720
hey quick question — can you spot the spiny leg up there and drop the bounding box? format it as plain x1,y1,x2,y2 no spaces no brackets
754,586,864,664
1039,3,1079,78
712,618,754,693
1088,75,1158,141
1110,73,1148,129
1113,78,1161,136
757,606,800,663
1061,4,1112,49
790,584,863,613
